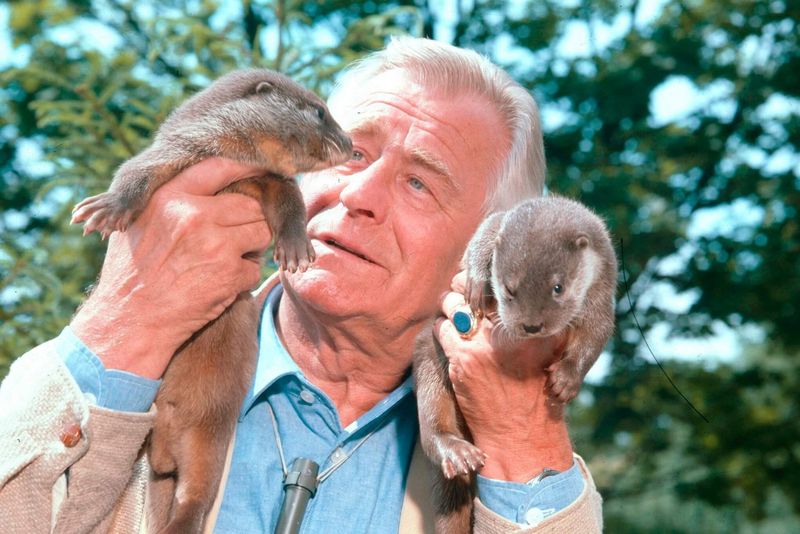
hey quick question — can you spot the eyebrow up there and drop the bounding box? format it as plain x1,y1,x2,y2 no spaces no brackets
347,114,461,194
408,147,460,193
347,117,383,141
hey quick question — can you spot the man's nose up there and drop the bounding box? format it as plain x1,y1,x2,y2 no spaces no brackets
338,159,391,222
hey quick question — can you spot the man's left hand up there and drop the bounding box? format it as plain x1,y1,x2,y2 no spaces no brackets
434,271,572,482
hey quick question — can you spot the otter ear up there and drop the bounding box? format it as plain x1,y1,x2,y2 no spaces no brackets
494,234,502,248
575,235,589,249
255,81,274,94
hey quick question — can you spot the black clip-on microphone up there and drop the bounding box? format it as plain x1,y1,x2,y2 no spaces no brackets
274,458,320,534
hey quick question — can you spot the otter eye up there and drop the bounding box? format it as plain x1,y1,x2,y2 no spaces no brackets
553,284,564,295
315,105,325,120
504,284,516,298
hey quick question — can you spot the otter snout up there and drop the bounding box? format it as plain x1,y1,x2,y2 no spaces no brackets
327,132,353,166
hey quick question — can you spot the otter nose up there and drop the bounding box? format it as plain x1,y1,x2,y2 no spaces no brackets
523,323,543,334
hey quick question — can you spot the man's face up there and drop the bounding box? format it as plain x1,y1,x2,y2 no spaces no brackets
284,69,510,329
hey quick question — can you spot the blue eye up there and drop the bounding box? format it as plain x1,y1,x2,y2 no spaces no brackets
408,177,426,191
351,150,364,161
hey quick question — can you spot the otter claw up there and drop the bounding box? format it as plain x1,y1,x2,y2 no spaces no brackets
433,434,485,479
72,192,135,237
274,235,314,272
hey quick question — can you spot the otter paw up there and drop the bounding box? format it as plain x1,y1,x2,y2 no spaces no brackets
71,192,136,238
464,277,490,316
274,234,314,272
433,434,486,479
546,360,581,404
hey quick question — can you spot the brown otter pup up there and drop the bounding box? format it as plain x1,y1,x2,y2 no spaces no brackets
413,195,618,533
72,68,352,534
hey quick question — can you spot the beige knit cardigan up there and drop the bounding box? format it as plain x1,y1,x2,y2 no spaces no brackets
0,278,603,533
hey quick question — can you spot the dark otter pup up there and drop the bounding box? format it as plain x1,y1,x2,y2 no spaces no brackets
413,195,617,533
72,69,352,534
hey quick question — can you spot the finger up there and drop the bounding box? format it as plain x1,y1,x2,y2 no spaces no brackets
203,192,268,228
226,219,274,259
441,291,467,319
435,318,474,388
236,255,266,291
435,315,458,362
450,270,467,293
163,157,266,197
434,316,467,350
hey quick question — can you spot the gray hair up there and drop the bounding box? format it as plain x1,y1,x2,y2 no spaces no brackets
328,36,545,213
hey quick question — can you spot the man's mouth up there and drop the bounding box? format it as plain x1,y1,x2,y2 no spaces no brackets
321,238,375,264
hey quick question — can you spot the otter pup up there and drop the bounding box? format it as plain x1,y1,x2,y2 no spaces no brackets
72,69,352,534
413,195,617,533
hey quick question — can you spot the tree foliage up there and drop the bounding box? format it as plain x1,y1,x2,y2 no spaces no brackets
0,0,421,370
2,0,797,530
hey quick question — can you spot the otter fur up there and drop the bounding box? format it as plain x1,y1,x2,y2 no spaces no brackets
413,195,617,533
72,69,352,534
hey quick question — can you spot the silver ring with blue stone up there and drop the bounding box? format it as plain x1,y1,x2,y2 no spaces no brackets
452,305,478,339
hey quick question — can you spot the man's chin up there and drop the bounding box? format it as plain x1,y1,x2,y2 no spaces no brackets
280,266,374,314
280,266,440,330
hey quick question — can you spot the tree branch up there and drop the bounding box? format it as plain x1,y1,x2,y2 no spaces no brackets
75,85,137,157
274,0,286,72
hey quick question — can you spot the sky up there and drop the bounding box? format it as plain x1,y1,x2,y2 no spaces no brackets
1,0,796,377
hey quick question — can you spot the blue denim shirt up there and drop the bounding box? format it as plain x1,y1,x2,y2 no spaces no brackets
60,283,584,530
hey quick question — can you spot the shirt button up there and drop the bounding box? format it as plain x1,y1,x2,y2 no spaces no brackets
59,422,82,448
331,447,345,462
525,507,546,526
299,390,315,404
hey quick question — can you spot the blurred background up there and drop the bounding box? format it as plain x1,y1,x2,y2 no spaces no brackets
0,0,797,531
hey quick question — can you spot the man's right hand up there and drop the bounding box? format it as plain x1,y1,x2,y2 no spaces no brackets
70,158,273,379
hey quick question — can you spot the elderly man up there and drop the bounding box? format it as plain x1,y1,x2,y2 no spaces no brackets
0,37,602,532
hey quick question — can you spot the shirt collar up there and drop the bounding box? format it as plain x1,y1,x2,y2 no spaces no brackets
342,373,414,434
240,283,301,419
239,282,415,430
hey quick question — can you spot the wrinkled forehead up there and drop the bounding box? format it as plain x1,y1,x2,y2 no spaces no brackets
331,70,501,157
329,69,454,126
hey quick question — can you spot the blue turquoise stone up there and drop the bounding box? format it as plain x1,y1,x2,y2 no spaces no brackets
452,310,473,334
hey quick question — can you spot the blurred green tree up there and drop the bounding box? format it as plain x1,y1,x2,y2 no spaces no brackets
2,0,797,530
0,0,421,373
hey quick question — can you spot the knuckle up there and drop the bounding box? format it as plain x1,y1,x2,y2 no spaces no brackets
179,203,205,228
159,197,202,230
442,292,465,315
146,190,172,219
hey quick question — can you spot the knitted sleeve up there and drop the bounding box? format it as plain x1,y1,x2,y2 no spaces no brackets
472,455,604,533
0,341,155,533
